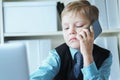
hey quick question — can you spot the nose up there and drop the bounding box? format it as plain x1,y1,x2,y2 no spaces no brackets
69,27,77,35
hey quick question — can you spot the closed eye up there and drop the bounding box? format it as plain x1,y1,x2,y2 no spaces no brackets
76,25,83,28
64,27,69,30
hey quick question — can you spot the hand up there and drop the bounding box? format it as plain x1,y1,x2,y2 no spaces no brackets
76,26,94,66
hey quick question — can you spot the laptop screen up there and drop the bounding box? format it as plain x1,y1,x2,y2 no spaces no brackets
0,43,29,80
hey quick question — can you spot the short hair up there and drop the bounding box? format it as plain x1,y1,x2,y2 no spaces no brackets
61,0,99,24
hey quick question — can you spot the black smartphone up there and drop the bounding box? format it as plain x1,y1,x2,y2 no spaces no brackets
92,20,102,39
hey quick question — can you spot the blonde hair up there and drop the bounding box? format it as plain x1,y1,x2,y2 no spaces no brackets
61,0,99,24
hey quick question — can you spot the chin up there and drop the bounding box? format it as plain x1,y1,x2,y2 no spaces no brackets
68,42,80,49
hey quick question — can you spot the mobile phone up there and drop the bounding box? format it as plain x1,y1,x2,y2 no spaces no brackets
92,20,102,39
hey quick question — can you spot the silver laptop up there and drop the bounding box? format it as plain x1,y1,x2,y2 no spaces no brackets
0,43,29,80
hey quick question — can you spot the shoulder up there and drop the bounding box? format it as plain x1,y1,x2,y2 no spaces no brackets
49,49,58,55
49,43,69,62
55,43,68,51
55,43,70,55
93,44,111,69
55,43,72,61
93,44,110,55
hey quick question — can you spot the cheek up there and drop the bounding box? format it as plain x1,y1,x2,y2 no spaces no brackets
76,28,82,33
63,33,69,42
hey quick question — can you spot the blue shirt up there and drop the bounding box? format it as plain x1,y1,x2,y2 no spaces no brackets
30,47,112,80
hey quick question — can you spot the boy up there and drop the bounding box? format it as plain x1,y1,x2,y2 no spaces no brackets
30,0,112,80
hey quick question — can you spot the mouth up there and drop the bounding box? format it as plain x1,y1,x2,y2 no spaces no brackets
69,37,77,42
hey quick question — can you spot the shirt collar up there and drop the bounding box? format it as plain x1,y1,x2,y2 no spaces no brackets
69,47,79,59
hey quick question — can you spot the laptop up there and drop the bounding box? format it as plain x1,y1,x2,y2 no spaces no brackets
0,43,29,80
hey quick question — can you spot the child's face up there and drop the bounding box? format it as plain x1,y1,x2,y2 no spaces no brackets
62,12,91,49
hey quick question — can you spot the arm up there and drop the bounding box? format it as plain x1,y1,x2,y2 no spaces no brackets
30,49,60,80
81,53,112,80
77,26,112,79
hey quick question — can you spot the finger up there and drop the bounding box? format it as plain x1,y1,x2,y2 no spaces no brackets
90,26,94,33
90,26,94,38
79,34,83,40
76,32,83,41
82,29,90,38
79,31,87,40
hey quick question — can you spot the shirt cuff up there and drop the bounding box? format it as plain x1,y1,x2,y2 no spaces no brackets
81,62,98,78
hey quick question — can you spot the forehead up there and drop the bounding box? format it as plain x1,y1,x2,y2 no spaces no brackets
62,11,89,23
